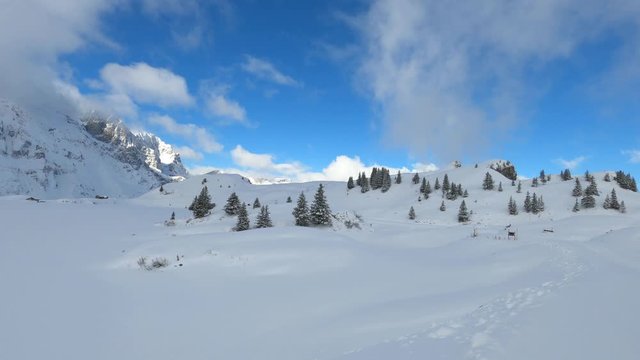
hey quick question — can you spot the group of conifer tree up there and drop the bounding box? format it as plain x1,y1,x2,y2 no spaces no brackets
349,167,400,193
292,184,332,226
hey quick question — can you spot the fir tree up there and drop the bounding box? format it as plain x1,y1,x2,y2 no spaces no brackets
517,181,522,193
347,177,355,190
256,205,273,228
603,194,611,209
170,211,175,220
585,181,599,196
188,196,197,211
537,195,545,213
370,168,379,190
224,192,241,216
482,172,495,190
443,174,450,192
440,201,446,211
458,200,470,223
620,201,627,213
356,173,362,187
531,193,539,214
457,184,463,196
572,178,583,197
408,206,416,220
191,186,215,219
292,192,310,226
609,189,620,210
310,184,332,226
286,196,292,203
381,169,392,193
425,181,432,195
159,185,164,192
463,189,469,198
508,197,518,215
511,180,516,186
360,174,370,193
581,194,596,209
412,173,420,184
585,170,592,182
524,192,532,213
234,203,250,231
572,199,580,212
531,178,539,187
540,170,547,184
604,173,611,182
498,182,503,192
420,178,427,194
434,177,441,190
396,171,402,184
253,198,261,209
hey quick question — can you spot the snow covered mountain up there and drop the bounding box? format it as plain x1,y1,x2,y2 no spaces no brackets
0,99,188,198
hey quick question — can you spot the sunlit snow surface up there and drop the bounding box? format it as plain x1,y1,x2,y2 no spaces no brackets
2,163,639,359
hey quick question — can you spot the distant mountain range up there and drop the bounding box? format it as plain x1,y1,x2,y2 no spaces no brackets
0,99,188,198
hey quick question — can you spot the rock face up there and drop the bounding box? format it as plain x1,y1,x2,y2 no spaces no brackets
490,160,518,181
0,99,188,198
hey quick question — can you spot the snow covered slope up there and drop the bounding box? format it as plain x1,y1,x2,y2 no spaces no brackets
0,99,187,198
1,161,639,360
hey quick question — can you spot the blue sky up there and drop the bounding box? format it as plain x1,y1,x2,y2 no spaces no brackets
3,0,640,181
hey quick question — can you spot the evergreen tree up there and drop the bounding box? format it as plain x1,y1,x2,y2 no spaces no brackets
482,172,495,190
585,181,599,196
458,200,470,222
224,192,241,216
310,184,332,226
356,173,362,187
604,173,611,182
412,173,420,184
159,185,164,192
620,201,627,213
188,196,197,211
537,195,545,213
585,170,593,182
256,205,273,228
370,168,379,190
524,192,532,213
508,197,518,215
531,178,539,187
540,170,547,184
191,186,215,219
420,178,427,194
347,176,355,190
531,193,539,214
408,206,416,220
292,192,310,226
234,203,250,231
511,180,516,186
381,168,392,193
360,174,370,193
572,199,580,212
572,178,583,197
440,201,446,211
443,174,450,192
457,184,463,196
170,211,175,220
425,181,432,195
609,189,620,210
603,194,611,209
463,189,469,198
434,177,441,190
396,171,402,184
287,196,292,203
581,194,596,209
498,182,503,192
253,198,261,209
517,181,522,193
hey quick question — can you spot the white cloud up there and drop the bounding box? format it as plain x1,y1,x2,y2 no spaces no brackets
206,94,247,123
241,56,300,87
350,0,640,161
100,62,193,107
173,146,203,161
554,156,587,170
0,0,121,114
226,145,437,183
149,114,223,153
622,150,640,164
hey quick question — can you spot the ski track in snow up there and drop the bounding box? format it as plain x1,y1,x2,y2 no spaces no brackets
341,238,588,360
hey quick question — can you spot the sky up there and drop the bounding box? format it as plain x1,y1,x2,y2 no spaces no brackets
1,0,640,181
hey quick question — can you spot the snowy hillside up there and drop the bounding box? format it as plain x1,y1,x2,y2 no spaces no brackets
2,161,639,359
0,100,188,198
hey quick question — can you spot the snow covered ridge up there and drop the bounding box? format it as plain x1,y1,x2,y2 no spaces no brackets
0,99,187,199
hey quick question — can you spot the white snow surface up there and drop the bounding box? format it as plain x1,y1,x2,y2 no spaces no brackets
0,99,187,199
1,163,639,359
